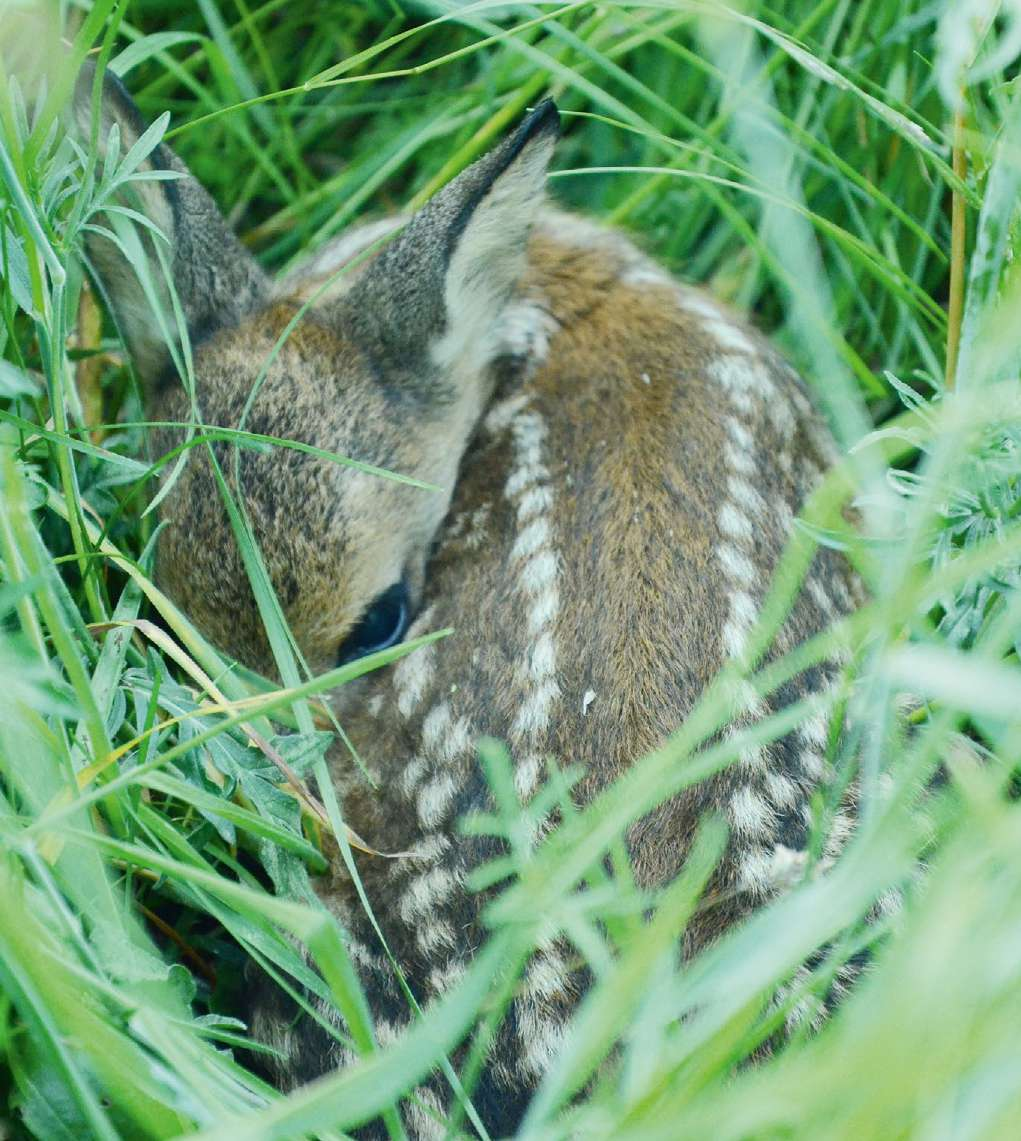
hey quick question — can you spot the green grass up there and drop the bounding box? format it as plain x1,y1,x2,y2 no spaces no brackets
2,1,1021,1137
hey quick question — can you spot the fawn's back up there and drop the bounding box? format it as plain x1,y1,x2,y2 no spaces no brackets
81,76,857,1136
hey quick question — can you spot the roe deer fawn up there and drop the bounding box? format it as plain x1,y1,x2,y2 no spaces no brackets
79,68,859,1137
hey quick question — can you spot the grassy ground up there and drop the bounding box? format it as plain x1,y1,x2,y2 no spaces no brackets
2,1,1021,1138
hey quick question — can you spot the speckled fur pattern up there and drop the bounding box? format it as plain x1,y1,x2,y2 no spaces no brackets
81,80,861,1139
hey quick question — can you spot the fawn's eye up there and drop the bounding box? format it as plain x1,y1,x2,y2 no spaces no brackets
336,581,410,666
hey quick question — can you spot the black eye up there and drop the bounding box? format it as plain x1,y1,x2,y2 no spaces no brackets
337,581,410,666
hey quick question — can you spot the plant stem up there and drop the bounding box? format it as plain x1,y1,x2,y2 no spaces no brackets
946,100,967,390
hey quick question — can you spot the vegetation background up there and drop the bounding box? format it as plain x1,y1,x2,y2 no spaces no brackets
2,0,1021,1137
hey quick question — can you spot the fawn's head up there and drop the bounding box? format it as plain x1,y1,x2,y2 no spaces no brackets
78,69,558,676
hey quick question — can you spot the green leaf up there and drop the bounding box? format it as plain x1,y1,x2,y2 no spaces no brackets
110,33,207,78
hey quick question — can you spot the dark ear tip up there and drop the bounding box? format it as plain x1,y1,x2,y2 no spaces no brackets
521,98,561,142
490,97,559,178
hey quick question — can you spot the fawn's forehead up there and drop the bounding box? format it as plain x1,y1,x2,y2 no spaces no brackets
198,300,357,372
185,302,436,517
191,301,393,422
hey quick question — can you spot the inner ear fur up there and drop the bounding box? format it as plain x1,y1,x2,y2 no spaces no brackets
337,100,560,382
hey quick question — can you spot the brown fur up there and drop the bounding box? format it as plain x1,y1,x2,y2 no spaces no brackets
79,78,858,1138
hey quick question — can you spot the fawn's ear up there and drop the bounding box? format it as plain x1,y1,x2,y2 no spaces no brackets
340,99,559,380
74,63,269,385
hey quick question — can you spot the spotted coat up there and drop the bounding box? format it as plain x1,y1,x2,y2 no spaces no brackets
79,78,861,1139
248,211,858,1134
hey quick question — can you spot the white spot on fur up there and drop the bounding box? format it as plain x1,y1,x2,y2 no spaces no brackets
719,502,754,541
720,392,775,666
529,587,559,633
529,631,557,681
735,679,769,719
824,808,855,858
723,590,758,657
729,785,775,836
704,317,758,356
512,678,560,737
517,1001,567,1079
421,701,451,748
497,295,560,370
417,771,459,828
736,738,767,772
421,701,472,765
347,939,385,973
875,887,903,918
710,354,780,403
522,549,558,592
677,291,724,321
622,265,673,288
524,949,571,999
766,844,809,891
727,418,754,449
515,753,542,801
799,751,826,780
512,517,550,561
764,769,800,809
727,474,766,514
724,439,757,475
405,1083,448,1140
446,504,491,550
717,543,757,584
768,392,797,440
722,381,755,415
409,832,451,862
428,959,467,996
799,711,829,750
416,918,456,955
400,755,429,798
833,574,855,611
375,1018,402,1047
808,575,835,616
394,621,436,719
736,844,777,896
780,964,826,1033
485,392,532,434
506,461,551,498
508,410,546,474
517,484,553,520
399,865,461,922
582,688,596,715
